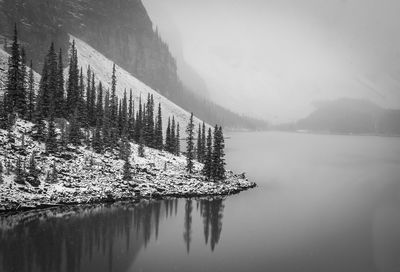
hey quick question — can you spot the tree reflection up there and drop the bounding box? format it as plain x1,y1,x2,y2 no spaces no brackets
0,198,226,272
0,201,170,272
199,198,225,251
183,199,193,253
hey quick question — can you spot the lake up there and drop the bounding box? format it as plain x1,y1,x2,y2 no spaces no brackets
1,132,400,272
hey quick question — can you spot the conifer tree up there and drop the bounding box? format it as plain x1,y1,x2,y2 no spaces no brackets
27,60,35,121
155,103,163,150
186,113,195,173
6,24,26,116
171,116,176,151
55,48,65,118
110,63,117,127
66,40,79,117
212,126,226,181
89,73,96,126
201,122,206,160
197,124,202,162
128,89,135,140
202,128,213,180
96,82,104,127
123,155,132,180
86,66,92,125
175,123,180,156
46,114,58,153
122,89,128,136
19,47,27,117
138,130,145,157
69,108,81,145
165,117,171,152
103,89,110,147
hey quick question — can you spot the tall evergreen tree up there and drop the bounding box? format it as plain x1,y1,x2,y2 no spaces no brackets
55,48,65,117
138,129,145,157
155,103,163,150
103,89,110,147
6,24,26,116
46,114,58,154
197,124,202,162
66,40,79,117
202,128,213,180
165,117,171,152
212,126,226,181
186,113,195,173
69,108,81,145
175,123,180,156
110,63,117,127
27,60,35,121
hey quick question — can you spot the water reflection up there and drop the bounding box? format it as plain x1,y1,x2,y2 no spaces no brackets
0,198,225,272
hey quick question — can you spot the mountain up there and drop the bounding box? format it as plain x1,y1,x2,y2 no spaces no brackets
296,98,400,135
72,35,205,129
0,0,267,129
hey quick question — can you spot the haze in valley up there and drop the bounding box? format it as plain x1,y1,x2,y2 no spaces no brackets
143,0,400,123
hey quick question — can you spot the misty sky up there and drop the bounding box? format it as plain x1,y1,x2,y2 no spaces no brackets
143,0,400,123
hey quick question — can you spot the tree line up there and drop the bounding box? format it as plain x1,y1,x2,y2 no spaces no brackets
0,25,226,183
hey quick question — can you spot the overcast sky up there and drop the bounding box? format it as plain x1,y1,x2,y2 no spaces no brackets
143,0,400,123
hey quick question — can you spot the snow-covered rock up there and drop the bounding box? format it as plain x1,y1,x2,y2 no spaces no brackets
0,119,255,213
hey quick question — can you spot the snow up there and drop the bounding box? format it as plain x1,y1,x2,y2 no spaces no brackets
71,35,209,131
0,119,255,213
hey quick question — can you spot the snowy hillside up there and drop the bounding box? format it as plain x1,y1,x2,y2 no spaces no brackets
72,36,209,131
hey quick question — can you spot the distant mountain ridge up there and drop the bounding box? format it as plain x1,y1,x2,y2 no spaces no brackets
296,98,400,135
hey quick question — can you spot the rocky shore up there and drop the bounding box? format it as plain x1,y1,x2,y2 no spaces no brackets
0,120,256,214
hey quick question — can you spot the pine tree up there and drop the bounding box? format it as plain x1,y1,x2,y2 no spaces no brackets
46,114,58,153
165,117,171,152
103,89,110,148
96,82,104,127
121,89,128,136
186,113,195,173
197,124,202,162
89,73,96,126
155,103,163,150
55,48,65,118
19,47,27,117
201,122,206,161
110,63,117,127
86,66,92,126
171,116,176,151
138,130,145,157
175,123,180,156
122,138,133,180
69,108,81,145
27,60,35,121
212,126,226,181
202,128,213,180
6,24,25,116
66,40,79,117
128,89,135,140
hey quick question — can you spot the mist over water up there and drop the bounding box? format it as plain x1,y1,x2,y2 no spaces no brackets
1,132,400,272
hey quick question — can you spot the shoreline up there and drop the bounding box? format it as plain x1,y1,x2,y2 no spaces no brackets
0,173,256,215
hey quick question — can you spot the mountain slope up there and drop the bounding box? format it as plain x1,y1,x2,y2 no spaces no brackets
0,0,268,130
73,36,206,130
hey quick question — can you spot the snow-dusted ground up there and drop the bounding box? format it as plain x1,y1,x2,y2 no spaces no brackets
72,35,209,131
0,119,255,213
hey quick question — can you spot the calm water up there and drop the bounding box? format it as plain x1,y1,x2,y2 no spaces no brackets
1,132,400,272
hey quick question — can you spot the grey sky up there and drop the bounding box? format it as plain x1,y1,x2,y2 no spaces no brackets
143,0,400,123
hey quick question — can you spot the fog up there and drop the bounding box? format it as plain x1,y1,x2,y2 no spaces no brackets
143,0,400,123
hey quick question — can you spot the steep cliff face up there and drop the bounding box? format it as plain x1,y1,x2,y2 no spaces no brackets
0,0,179,98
